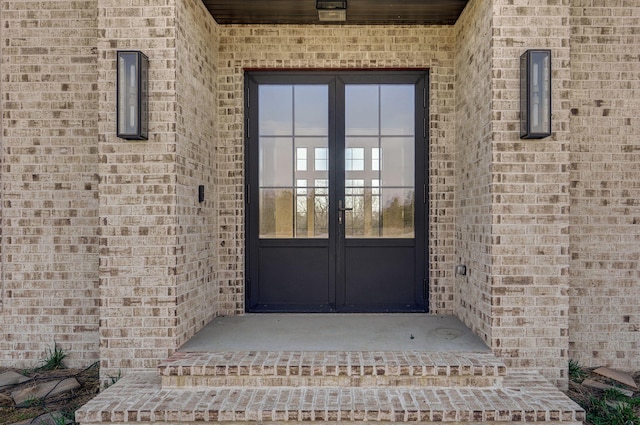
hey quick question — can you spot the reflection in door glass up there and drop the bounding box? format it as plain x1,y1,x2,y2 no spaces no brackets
345,84,415,238
258,85,329,238
296,148,307,171
345,148,365,171
315,148,328,171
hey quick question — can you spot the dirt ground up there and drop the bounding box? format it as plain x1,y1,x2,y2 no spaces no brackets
0,364,99,425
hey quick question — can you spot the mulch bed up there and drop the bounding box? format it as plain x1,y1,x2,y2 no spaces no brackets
566,367,640,425
0,364,99,425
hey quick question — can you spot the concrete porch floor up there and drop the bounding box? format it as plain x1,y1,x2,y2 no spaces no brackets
178,314,491,352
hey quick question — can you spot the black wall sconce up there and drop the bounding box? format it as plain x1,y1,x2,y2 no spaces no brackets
117,50,148,140
520,49,551,139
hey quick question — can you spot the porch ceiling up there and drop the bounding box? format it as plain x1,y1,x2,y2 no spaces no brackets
201,0,469,25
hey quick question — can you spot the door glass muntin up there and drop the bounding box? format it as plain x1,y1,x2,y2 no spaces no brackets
345,84,415,238
258,84,329,239
257,79,417,240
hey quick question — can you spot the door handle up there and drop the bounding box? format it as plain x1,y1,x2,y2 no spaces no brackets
338,200,353,225
338,200,353,212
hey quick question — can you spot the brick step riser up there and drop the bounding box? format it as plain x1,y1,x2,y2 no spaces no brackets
81,409,583,424
81,403,583,424
161,375,502,389
159,365,506,377
76,372,585,425
157,352,508,392
81,420,583,425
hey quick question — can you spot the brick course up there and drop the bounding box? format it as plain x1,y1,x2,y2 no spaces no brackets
174,0,219,354
95,0,222,379
95,0,181,378
454,0,494,350
489,0,572,388
568,0,640,369
0,0,100,368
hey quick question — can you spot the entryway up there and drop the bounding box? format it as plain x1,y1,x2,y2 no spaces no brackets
245,71,428,312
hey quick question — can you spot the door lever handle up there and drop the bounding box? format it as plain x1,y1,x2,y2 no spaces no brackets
338,200,352,225
338,200,353,212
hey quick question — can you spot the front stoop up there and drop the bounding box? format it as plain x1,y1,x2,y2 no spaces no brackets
76,352,584,425
158,352,507,388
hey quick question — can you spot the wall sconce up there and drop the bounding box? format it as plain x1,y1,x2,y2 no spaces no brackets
316,0,347,21
117,51,148,140
520,49,551,139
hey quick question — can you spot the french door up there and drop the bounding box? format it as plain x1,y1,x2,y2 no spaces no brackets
245,71,427,312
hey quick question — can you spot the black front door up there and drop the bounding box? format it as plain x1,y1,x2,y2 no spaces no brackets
245,71,428,312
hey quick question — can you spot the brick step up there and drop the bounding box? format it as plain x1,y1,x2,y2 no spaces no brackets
158,351,507,388
75,371,584,424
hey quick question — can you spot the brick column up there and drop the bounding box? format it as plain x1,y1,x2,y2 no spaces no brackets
490,0,572,388
455,0,571,388
96,0,180,379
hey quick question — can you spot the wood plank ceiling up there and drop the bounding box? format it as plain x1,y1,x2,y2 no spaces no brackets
201,0,470,25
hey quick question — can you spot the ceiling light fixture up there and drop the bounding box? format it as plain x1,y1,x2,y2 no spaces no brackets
316,0,347,22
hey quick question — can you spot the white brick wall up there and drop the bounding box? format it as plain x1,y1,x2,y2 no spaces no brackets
0,0,100,369
174,0,219,348
488,0,572,388
95,0,181,377
568,0,640,370
454,0,494,349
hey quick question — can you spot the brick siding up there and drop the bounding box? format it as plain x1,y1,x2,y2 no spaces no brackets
489,0,572,388
568,0,640,369
174,0,219,354
0,0,100,369
0,0,637,389
95,0,181,378
454,0,494,351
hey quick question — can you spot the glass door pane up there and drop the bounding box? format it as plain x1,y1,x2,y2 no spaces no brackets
344,84,415,238
258,85,329,238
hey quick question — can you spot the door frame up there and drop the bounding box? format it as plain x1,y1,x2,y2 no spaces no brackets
244,70,430,312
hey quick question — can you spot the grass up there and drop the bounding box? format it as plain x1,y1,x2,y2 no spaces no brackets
19,394,43,409
36,342,67,371
3,410,36,423
569,358,587,383
105,370,122,389
586,395,640,425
